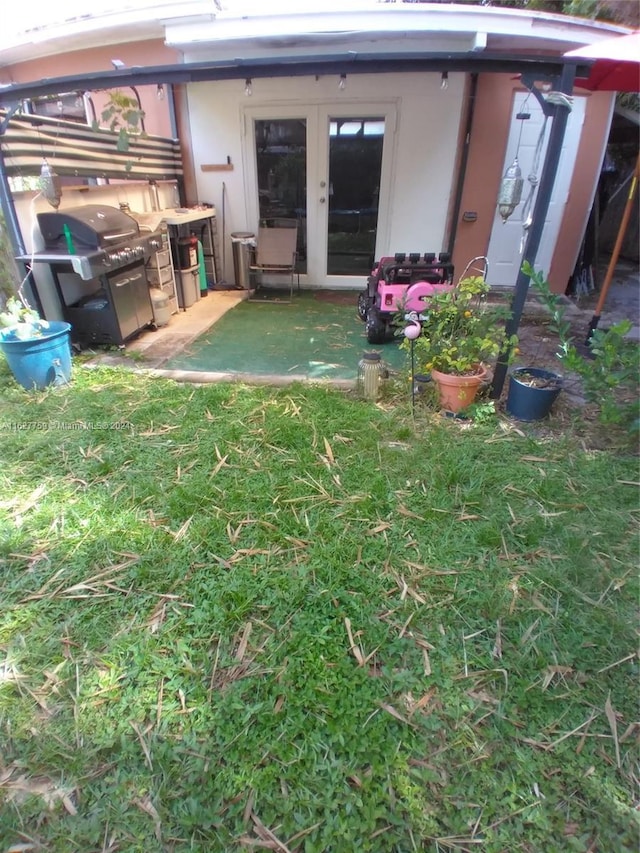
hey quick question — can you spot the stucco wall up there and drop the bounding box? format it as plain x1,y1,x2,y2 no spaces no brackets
0,41,179,138
451,73,521,281
185,72,466,285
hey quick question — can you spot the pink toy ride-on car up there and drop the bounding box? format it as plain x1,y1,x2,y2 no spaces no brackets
357,252,454,344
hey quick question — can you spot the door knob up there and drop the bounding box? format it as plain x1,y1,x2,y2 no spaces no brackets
319,196,326,204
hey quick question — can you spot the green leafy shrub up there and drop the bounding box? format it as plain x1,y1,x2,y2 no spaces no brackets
407,275,517,376
525,261,640,431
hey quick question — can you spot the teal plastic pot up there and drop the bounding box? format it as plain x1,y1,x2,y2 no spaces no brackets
0,322,72,391
506,367,562,421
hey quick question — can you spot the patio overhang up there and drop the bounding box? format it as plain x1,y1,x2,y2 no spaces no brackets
0,51,591,107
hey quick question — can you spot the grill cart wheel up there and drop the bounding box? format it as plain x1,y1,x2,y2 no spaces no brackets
366,306,389,344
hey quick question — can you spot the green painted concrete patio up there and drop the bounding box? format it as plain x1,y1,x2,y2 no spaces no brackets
160,291,407,382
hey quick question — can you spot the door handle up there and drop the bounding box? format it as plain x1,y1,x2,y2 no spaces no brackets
319,197,326,204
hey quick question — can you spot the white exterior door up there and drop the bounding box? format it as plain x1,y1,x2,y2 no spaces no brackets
243,102,396,288
486,92,586,286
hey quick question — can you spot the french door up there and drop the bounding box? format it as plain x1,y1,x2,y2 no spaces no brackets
244,102,396,288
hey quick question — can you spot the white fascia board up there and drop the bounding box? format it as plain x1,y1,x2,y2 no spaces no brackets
165,11,495,47
165,6,627,51
0,1,211,52
180,35,480,65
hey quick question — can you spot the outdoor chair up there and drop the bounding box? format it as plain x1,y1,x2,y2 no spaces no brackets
248,218,300,302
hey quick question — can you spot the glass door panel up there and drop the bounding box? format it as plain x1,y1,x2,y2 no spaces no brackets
254,118,307,273
245,103,394,286
327,117,384,276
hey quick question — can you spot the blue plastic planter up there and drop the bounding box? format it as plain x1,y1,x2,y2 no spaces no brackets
506,367,562,421
0,322,72,391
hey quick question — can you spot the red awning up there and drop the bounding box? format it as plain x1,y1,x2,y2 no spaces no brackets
565,31,640,92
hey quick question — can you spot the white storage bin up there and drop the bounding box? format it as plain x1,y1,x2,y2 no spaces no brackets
146,264,174,286
154,249,170,268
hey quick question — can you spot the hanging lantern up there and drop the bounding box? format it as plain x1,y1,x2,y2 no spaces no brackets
39,159,62,209
497,156,523,223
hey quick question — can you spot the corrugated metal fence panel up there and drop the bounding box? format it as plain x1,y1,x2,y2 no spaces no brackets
0,111,183,181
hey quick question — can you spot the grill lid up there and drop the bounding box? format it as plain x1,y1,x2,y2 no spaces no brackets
37,204,140,251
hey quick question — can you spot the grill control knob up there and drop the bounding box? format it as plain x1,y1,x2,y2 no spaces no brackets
150,239,161,249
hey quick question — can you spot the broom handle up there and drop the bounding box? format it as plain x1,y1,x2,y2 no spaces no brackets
593,152,639,319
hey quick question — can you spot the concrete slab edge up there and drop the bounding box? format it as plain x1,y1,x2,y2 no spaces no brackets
83,360,357,390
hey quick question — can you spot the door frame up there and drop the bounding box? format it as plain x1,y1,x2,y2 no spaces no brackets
242,99,398,288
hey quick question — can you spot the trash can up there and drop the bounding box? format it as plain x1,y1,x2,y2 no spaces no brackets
176,267,200,309
230,232,255,290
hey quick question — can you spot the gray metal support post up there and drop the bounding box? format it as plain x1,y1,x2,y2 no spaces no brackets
490,64,576,399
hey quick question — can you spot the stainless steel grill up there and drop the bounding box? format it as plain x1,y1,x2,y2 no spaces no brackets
22,204,160,347
33,204,162,280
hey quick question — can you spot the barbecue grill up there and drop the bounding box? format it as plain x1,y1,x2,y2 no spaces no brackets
25,205,161,346
36,204,161,280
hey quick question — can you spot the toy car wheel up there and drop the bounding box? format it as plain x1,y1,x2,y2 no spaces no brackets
357,290,372,321
366,306,388,344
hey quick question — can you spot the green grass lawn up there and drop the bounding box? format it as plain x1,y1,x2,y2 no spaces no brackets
0,362,638,852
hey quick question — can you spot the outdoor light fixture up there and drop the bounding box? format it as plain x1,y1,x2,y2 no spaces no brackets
244,78,253,97
497,156,524,223
156,84,165,101
440,71,449,90
39,159,62,209
339,74,347,90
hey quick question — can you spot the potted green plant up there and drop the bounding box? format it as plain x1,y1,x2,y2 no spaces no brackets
510,263,639,429
407,275,516,413
0,296,72,390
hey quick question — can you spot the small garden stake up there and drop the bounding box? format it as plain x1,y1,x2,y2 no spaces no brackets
403,314,421,415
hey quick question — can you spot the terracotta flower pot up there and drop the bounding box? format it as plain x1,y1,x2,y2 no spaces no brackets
431,365,488,413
